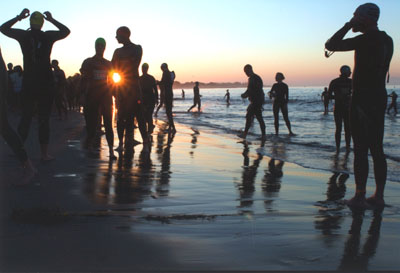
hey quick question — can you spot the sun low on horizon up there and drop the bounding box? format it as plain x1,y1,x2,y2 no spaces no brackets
0,0,398,86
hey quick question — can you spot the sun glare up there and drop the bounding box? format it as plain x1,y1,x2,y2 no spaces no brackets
112,72,121,83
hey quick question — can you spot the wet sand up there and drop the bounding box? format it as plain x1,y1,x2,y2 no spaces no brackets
1,111,400,272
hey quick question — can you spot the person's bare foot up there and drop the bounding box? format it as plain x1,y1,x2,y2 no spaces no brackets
346,194,372,209
41,154,55,162
366,195,385,208
14,160,37,186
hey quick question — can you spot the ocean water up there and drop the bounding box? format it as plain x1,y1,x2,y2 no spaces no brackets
166,86,400,183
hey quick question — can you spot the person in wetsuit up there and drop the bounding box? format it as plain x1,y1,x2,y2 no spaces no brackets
270,72,294,136
187,81,201,112
157,63,176,132
0,9,70,161
111,26,149,150
387,91,397,115
80,38,116,159
224,89,230,105
321,87,330,114
240,64,266,139
325,3,393,208
52,59,68,120
139,63,158,134
0,46,36,184
328,65,352,153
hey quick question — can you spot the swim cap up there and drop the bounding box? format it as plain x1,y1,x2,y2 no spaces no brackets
30,11,44,28
340,65,351,76
276,72,285,80
161,63,168,69
116,26,131,39
354,3,380,22
95,38,106,47
142,63,149,69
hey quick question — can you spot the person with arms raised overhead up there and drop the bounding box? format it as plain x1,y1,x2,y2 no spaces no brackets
80,38,116,160
328,65,352,153
0,8,70,161
325,3,393,208
112,26,149,151
240,64,266,139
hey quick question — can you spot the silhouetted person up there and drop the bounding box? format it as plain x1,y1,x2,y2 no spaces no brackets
224,89,230,105
0,46,36,185
112,26,149,150
139,63,158,134
329,65,352,153
187,81,201,112
321,87,330,114
0,9,70,161
52,59,68,120
157,63,176,132
270,72,294,136
154,84,164,116
181,89,185,99
325,3,393,208
240,64,266,139
80,38,116,160
387,91,397,115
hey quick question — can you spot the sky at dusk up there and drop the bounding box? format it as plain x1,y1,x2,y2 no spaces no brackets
0,0,398,86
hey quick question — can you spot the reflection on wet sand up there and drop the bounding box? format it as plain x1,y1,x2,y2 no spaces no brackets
83,122,174,205
338,209,383,272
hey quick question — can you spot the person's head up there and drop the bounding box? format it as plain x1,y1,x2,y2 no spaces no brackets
95,37,106,55
14,65,23,74
324,87,328,91
30,11,44,30
51,59,59,69
195,81,199,86
116,26,131,44
275,72,285,82
142,63,149,74
352,3,379,33
340,65,351,77
7,63,13,70
161,63,168,72
243,64,253,77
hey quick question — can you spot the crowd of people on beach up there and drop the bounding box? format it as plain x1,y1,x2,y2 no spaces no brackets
0,3,394,209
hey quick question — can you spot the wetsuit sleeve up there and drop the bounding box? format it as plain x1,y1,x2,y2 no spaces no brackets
325,23,361,52
284,84,289,103
0,17,25,41
328,80,335,99
45,18,70,42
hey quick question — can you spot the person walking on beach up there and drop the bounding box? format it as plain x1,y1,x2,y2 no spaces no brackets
157,63,176,132
139,63,158,134
387,91,397,115
224,89,230,105
112,26,149,150
270,72,295,136
0,9,70,161
80,38,116,159
187,81,201,112
240,64,266,139
0,46,36,185
321,87,330,114
328,65,352,153
325,3,393,208
52,59,68,120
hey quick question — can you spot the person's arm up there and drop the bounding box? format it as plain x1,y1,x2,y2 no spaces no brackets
43,11,70,41
241,78,251,98
325,21,360,52
328,81,335,100
284,84,289,104
152,76,159,105
0,9,29,40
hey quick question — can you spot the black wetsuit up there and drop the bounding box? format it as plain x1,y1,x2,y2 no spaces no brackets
159,70,175,127
328,76,352,150
0,47,28,163
139,73,158,132
387,93,397,114
53,67,67,118
241,73,265,135
80,55,114,148
188,85,201,111
326,24,393,194
0,19,70,145
112,42,147,143
270,82,292,134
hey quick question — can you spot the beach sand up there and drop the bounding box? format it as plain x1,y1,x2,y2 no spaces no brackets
1,111,399,272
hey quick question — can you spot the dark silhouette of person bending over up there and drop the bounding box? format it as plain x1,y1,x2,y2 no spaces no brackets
240,64,266,139
325,3,393,208
328,65,352,153
187,81,201,112
0,8,70,161
270,72,295,136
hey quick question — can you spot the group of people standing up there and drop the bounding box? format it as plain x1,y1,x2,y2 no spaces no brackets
0,3,395,210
